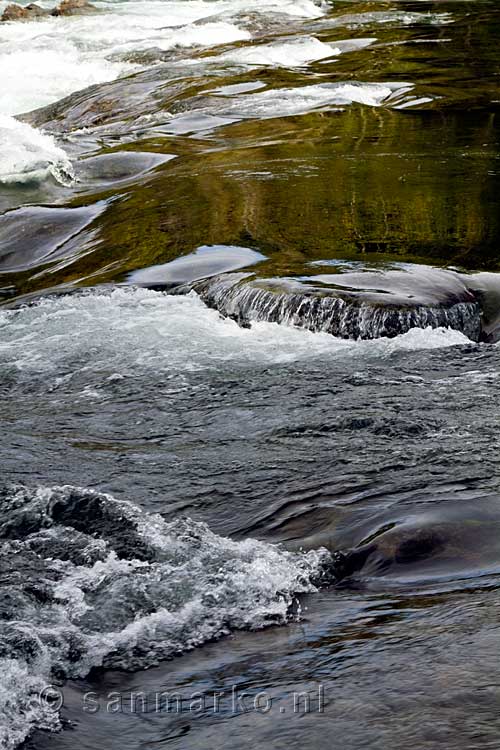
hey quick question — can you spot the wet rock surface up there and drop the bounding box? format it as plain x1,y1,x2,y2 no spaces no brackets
1,0,96,21
188,268,485,342
1,3,39,20
51,0,96,16
2,2,500,750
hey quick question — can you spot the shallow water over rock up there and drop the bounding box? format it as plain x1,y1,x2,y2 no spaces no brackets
2,1,500,749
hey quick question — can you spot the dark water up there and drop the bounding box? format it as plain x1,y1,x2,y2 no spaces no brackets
1,1,500,748
3,301,500,750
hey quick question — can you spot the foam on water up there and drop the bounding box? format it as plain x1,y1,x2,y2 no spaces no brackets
0,0,325,117
0,289,471,383
213,81,416,119
0,658,60,750
0,0,325,185
203,35,377,69
0,483,332,748
322,10,453,29
0,115,74,186
209,35,340,67
0,17,247,117
0,43,132,118
167,80,416,134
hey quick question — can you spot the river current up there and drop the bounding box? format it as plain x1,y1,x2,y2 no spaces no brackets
1,1,500,748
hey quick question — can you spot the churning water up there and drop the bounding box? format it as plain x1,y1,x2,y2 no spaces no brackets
1,0,500,748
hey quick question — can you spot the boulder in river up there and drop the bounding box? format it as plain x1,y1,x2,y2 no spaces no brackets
189,267,484,342
1,0,95,20
1,3,47,21
1,4,27,21
24,2,47,15
51,0,97,15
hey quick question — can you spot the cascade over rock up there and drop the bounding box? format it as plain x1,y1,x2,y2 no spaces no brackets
187,266,485,342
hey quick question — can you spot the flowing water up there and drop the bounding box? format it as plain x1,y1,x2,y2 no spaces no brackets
1,1,500,748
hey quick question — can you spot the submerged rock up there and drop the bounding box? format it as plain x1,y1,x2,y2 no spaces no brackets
189,267,483,342
283,495,500,585
464,272,500,342
338,506,500,582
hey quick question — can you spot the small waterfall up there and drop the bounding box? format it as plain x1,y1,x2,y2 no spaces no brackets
191,274,483,342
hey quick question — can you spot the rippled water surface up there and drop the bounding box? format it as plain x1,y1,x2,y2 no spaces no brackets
1,0,500,748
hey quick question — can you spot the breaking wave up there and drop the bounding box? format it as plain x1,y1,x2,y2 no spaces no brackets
205,80,416,121
205,35,375,68
0,484,333,749
0,288,475,391
0,115,74,186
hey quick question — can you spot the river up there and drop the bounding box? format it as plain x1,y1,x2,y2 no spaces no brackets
1,1,500,748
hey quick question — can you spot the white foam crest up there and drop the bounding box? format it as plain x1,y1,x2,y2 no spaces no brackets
0,18,247,117
215,81,415,119
369,325,471,352
201,35,377,69
0,288,471,381
0,44,132,117
0,0,325,186
212,35,339,67
0,115,74,185
324,10,453,29
200,0,325,19
169,81,415,133
55,509,327,670
0,658,61,750
0,483,330,745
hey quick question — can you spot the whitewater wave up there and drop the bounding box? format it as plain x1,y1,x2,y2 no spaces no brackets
323,10,453,29
162,80,418,134
0,0,325,118
203,35,376,68
0,115,74,186
0,0,326,187
212,80,415,119
210,35,340,67
0,288,473,389
0,483,332,748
